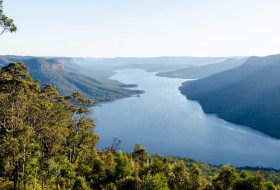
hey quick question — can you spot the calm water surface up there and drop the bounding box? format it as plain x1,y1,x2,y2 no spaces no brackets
93,69,280,168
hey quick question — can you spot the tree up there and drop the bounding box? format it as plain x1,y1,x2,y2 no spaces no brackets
104,151,116,180
189,164,202,190
0,62,40,189
132,143,148,167
65,92,98,164
90,156,106,188
0,62,99,189
264,181,277,190
213,164,238,190
141,173,170,190
0,62,278,189
117,176,142,190
104,137,122,154
240,170,249,179
233,172,266,190
0,0,17,35
115,152,132,180
73,176,90,190
171,160,189,190
149,158,166,175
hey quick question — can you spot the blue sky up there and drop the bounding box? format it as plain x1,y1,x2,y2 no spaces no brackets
1,0,280,57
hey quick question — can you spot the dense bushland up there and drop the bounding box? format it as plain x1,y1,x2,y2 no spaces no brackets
0,62,279,190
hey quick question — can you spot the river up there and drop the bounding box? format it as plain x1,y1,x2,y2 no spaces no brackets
93,69,280,169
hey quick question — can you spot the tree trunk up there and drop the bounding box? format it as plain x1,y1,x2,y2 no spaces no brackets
14,163,18,190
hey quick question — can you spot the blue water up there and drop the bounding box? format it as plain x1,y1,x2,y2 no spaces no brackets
93,69,280,169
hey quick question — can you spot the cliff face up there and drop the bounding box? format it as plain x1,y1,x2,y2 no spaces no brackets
40,59,64,71
55,57,76,65
0,55,65,71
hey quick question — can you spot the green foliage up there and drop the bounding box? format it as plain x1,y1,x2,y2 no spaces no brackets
189,164,202,190
73,176,90,190
149,157,166,175
132,143,148,167
150,154,280,187
141,173,170,190
0,62,98,189
240,168,280,186
264,181,277,190
170,160,189,190
213,164,238,190
0,56,144,103
104,151,116,179
91,157,106,186
116,176,142,190
149,154,220,181
0,0,17,35
240,169,249,179
0,62,278,189
115,152,133,180
233,172,266,190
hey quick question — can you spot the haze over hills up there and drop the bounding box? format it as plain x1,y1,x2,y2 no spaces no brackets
54,57,115,80
0,55,143,103
2,55,280,188
73,57,228,72
179,54,280,138
3,0,280,188
157,58,247,79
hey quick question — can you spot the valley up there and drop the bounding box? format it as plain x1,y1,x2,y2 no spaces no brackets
2,0,280,188
0,55,143,103
94,69,280,169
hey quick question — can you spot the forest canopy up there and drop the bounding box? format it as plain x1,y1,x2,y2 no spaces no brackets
0,62,279,190
0,1,279,189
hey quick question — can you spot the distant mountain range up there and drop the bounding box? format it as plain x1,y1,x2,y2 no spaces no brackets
156,58,247,79
0,55,143,103
179,54,280,138
73,57,228,72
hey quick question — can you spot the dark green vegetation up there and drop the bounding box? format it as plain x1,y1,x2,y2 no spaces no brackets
1,62,279,189
0,0,17,35
0,55,143,103
179,54,280,138
151,155,280,186
157,58,247,79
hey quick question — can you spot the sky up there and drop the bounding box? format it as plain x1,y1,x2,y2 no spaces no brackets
0,0,280,58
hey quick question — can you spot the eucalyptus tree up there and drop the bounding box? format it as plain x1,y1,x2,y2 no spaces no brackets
0,0,17,35
0,62,40,189
0,62,99,189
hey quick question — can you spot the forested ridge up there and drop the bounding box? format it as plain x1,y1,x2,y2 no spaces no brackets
1,2,280,189
1,62,280,190
179,54,280,139
156,58,247,79
0,55,143,103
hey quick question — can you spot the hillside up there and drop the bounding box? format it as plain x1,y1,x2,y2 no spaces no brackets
179,54,280,138
73,56,228,72
0,55,143,103
151,154,280,185
54,57,116,80
157,58,247,79
0,62,279,189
